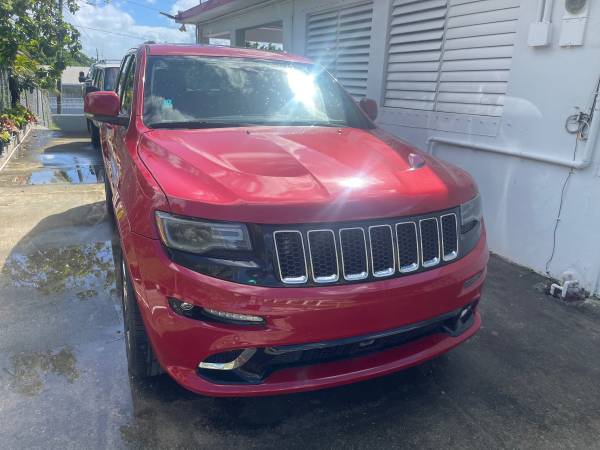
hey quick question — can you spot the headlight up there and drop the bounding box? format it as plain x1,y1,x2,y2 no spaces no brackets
155,211,251,254
460,194,483,233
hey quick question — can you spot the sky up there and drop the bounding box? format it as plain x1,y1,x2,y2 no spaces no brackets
64,0,202,62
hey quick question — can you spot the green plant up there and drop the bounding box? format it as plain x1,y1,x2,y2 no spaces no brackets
1,105,36,129
0,0,83,104
0,130,10,144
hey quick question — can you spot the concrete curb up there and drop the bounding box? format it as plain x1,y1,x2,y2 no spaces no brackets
0,123,33,172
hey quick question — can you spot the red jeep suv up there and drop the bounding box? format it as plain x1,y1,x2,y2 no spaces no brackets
84,44,488,397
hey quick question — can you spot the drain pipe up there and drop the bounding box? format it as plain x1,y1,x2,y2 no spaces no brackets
542,0,554,23
536,0,546,22
427,97,600,170
550,279,579,299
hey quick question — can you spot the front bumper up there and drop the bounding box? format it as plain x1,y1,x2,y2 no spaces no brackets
127,229,488,396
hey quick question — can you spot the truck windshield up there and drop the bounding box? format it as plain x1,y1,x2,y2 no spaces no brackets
143,56,373,129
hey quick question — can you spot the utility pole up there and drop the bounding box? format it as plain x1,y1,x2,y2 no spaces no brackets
56,0,63,114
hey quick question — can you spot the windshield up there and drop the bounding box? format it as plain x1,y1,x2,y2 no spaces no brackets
143,56,372,129
104,67,119,91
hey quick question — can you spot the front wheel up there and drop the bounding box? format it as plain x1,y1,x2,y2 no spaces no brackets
121,258,162,379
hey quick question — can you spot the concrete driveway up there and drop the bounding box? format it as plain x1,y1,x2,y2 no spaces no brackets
1,130,600,449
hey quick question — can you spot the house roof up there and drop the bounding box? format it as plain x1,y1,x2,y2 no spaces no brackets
175,0,268,24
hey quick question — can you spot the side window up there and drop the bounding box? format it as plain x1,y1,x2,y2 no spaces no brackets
92,69,100,87
115,55,131,98
120,57,136,116
97,70,104,90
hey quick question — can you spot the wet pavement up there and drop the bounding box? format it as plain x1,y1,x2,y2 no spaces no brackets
1,129,600,449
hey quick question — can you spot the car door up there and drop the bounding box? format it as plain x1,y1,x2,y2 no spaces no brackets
103,55,132,203
109,54,138,225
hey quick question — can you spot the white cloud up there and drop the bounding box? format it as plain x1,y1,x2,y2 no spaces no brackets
170,0,200,16
66,1,195,61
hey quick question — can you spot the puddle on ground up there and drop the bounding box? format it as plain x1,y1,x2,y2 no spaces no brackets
24,166,105,185
0,129,104,185
3,347,79,396
1,241,115,296
40,150,101,168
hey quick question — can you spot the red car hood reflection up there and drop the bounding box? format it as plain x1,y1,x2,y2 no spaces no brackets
138,126,476,224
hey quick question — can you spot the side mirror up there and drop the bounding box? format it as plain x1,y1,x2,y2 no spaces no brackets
78,71,86,83
359,98,378,122
84,91,128,126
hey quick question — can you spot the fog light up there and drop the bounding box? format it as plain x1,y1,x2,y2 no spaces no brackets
199,348,256,371
168,298,265,326
203,308,264,324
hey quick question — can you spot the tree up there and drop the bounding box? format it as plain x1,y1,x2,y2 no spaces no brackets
0,0,83,105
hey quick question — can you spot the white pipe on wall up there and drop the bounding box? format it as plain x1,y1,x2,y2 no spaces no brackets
536,0,546,22
542,0,554,22
427,114,598,170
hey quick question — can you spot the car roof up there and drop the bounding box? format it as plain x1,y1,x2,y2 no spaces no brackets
145,44,312,64
94,64,120,69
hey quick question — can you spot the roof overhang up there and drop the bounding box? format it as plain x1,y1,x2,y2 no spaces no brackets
175,0,271,24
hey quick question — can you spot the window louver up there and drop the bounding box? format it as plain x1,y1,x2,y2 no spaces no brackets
385,0,520,117
306,2,373,99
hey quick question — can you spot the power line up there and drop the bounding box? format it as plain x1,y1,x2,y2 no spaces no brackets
72,24,152,40
84,0,163,13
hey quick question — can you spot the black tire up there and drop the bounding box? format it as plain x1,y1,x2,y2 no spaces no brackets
121,258,162,379
103,174,115,219
91,123,100,148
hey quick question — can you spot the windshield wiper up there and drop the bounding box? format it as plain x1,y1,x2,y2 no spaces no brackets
264,121,347,128
147,121,252,129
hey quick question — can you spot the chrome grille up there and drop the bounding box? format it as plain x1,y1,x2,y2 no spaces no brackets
396,222,419,273
273,231,308,284
420,218,440,267
339,228,368,281
273,211,459,285
307,230,339,283
441,214,458,261
369,225,395,277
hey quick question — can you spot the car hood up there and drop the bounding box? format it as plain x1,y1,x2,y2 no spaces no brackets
138,126,476,224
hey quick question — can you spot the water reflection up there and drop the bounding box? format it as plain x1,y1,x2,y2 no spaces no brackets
25,166,105,185
2,241,115,296
5,347,79,396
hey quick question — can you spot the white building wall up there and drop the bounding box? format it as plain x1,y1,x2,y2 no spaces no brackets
194,0,600,295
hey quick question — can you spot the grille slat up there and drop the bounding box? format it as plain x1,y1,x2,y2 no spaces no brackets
273,210,457,285
274,231,308,284
339,228,368,280
369,225,395,278
441,213,458,261
307,230,339,283
420,218,440,267
396,222,419,273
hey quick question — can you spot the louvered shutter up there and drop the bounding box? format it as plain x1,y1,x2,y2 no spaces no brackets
385,0,519,117
384,0,447,110
306,2,373,98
